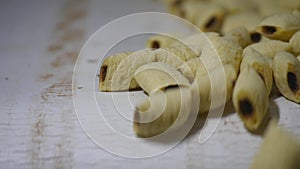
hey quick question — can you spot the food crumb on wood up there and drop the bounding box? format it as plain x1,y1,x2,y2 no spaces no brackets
40,74,54,80
48,44,63,52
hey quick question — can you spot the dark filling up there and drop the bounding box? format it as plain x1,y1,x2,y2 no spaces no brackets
205,16,217,29
287,72,298,93
250,33,261,43
151,41,160,49
239,99,253,118
262,26,277,35
163,85,179,91
100,65,108,82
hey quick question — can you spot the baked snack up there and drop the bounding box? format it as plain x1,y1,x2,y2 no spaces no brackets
272,51,300,103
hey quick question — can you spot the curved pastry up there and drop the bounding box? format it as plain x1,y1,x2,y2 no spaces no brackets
99,47,198,91
133,86,193,137
134,62,190,94
244,39,292,58
181,1,226,32
240,48,273,95
272,51,300,103
250,121,300,169
192,64,237,114
256,13,300,41
232,66,269,131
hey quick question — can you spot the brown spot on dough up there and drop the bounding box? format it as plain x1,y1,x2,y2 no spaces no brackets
151,40,160,49
205,16,217,29
239,98,253,118
287,72,298,93
262,26,277,35
250,32,261,43
100,65,108,82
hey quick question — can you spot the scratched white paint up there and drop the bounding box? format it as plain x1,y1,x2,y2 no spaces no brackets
0,0,300,169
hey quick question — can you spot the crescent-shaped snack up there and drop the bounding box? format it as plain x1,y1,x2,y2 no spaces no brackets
256,13,300,42
224,27,252,48
289,30,300,55
99,47,198,91
240,48,273,95
192,64,237,114
194,4,226,32
181,1,226,32
134,62,190,94
133,86,193,137
272,51,300,103
250,121,300,169
232,66,269,131
146,34,179,49
245,39,292,58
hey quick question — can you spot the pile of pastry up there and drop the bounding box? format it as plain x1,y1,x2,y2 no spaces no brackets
99,0,300,168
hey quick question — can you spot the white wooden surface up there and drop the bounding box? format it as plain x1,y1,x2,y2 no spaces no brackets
0,0,300,169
